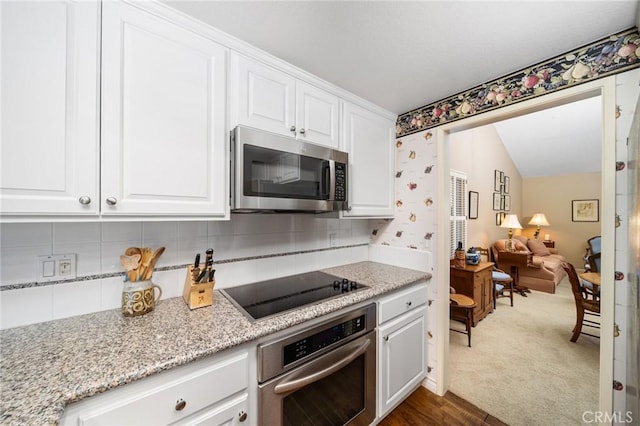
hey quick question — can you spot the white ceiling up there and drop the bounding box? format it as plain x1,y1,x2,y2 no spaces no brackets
164,0,636,177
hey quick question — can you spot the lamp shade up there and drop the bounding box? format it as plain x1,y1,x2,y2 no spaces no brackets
528,213,550,227
500,214,523,229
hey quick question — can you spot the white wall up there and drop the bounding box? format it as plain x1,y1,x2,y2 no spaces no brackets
449,124,523,249
0,215,371,329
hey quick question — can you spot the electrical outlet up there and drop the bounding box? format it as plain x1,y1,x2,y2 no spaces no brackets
37,254,76,281
329,232,338,247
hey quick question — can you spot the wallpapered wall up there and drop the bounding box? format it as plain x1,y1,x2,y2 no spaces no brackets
370,131,438,252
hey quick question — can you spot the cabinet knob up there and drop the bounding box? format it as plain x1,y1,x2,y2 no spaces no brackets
239,411,248,422
383,335,389,342
290,125,296,133
175,398,186,411
105,197,118,206
406,301,412,307
299,128,306,135
78,196,91,205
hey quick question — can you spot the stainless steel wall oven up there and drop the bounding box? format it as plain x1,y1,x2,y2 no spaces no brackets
257,304,376,425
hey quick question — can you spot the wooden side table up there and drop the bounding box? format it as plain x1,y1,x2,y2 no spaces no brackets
450,261,494,326
496,251,532,296
543,240,555,248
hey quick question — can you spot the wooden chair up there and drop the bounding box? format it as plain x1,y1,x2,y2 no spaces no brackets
475,247,514,308
561,261,600,342
583,235,601,272
450,292,476,347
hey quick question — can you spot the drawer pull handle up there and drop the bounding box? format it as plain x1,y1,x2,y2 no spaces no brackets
406,301,412,307
175,399,187,411
383,335,389,342
239,411,248,422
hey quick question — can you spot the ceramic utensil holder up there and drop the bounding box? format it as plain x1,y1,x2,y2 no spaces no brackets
183,265,214,310
122,279,162,317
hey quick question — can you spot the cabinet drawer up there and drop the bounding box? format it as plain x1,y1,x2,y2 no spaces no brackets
73,352,249,426
378,282,428,324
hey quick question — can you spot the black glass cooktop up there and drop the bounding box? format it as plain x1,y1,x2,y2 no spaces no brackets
220,271,367,321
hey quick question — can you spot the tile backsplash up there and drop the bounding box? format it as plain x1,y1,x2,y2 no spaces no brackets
0,214,372,329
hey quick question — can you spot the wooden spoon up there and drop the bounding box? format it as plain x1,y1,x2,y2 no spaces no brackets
143,246,165,280
138,248,154,281
120,254,141,282
124,247,142,281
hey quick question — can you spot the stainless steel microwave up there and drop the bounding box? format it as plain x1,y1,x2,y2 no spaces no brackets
231,125,348,212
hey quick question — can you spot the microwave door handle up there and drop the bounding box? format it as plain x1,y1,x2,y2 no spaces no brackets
273,338,370,395
324,160,335,201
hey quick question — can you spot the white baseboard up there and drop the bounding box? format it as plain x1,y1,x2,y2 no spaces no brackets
422,376,437,393
369,244,432,272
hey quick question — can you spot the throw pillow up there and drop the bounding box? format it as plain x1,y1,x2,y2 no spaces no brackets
528,239,551,256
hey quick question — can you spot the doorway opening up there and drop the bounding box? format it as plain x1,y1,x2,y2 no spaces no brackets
435,77,616,423
446,95,603,425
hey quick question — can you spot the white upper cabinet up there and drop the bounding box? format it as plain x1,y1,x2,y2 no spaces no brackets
0,0,100,217
101,1,228,217
341,101,395,218
230,53,340,149
230,52,296,137
295,81,340,149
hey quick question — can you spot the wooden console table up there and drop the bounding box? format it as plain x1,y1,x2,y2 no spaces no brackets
496,251,532,296
450,261,494,326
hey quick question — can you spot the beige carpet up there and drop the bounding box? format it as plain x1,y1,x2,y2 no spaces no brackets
448,278,600,426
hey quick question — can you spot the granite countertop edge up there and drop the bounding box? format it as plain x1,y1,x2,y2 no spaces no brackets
0,261,431,425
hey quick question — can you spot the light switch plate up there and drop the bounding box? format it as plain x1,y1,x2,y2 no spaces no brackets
37,254,77,282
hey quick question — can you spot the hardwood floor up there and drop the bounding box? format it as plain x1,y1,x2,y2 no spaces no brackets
379,386,508,426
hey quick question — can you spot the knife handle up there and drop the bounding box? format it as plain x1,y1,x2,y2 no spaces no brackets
194,253,200,268
196,269,207,283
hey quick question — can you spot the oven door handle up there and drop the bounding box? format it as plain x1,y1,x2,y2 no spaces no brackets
273,338,370,395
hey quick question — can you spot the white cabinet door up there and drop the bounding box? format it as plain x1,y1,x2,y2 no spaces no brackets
230,52,296,138
0,0,100,216
101,1,228,217
295,81,340,149
378,307,426,418
341,102,395,217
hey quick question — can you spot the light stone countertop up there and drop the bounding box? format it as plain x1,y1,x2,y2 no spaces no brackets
0,261,430,425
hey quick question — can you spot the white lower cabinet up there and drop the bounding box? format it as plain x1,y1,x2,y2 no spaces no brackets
377,282,427,419
60,348,253,426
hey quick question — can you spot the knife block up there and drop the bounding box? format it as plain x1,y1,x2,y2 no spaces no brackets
182,265,214,310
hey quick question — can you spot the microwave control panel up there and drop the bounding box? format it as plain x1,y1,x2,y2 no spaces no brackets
335,163,347,201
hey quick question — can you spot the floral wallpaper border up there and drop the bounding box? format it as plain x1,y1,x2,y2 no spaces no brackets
396,27,640,137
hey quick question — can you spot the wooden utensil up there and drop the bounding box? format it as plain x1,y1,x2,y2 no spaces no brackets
143,246,165,280
137,248,154,281
120,254,141,282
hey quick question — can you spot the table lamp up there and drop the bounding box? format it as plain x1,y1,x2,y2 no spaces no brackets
528,213,550,240
500,214,523,251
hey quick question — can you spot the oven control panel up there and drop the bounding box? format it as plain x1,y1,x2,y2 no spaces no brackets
283,315,365,366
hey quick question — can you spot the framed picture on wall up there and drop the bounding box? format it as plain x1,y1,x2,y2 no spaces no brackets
493,192,502,210
494,170,503,192
468,191,479,219
572,199,599,222
496,212,506,226
503,176,510,194
504,195,511,211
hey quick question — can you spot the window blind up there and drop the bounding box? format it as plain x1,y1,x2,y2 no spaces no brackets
449,170,468,258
